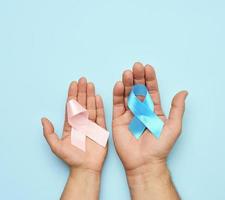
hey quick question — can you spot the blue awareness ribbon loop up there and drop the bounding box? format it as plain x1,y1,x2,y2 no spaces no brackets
127,84,164,139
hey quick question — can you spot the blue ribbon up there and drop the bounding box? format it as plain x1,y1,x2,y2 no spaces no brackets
128,84,164,139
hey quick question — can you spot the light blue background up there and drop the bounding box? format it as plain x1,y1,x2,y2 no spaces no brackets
0,0,225,199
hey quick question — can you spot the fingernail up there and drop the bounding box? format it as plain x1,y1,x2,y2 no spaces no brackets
41,118,45,125
184,91,189,99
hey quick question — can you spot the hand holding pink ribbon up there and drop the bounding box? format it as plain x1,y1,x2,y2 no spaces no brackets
67,99,109,151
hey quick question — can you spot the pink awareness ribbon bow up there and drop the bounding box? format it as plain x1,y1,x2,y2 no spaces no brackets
67,99,109,151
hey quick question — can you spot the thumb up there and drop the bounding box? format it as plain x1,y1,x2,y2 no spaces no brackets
169,91,188,122
167,91,188,134
41,117,60,154
160,91,188,148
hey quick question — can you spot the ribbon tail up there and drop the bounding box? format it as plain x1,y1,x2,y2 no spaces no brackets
79,121,109,147
71,128,86,151
129,117,145,139
139,115,164,139
149,119,164,138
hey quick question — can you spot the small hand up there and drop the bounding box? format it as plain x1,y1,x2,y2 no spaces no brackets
41,77,107,173
112,62,188,174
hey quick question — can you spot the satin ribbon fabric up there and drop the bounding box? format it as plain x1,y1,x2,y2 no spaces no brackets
128,84,164,139
67,99,109,151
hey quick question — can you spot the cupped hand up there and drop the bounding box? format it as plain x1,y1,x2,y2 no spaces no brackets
112,62,188,173
41,77,107,173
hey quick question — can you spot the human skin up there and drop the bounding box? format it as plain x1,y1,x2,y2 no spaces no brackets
41,77,107,200
112,62,188,200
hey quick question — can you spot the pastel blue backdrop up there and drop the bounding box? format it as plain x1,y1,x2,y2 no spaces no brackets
0,0,225,199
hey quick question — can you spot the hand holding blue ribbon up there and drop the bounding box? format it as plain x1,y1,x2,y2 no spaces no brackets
128,84,164,139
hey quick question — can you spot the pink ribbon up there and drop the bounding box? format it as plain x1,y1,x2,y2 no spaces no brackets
67,99,109,151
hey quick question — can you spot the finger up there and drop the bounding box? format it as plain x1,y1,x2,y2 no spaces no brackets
123,70,133,97
145,65,165,119
68,81,78,100
63,81,78,136
78,77,87,108
113,81,125,119
133,62,145,85
167,91,188,136
87,82,96,122
96,95,106,129
41,118,60,154
123,70,133,109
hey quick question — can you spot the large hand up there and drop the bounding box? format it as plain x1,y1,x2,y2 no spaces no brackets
41,77,107,173
112,62,188,174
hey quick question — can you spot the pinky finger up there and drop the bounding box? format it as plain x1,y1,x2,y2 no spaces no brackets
41,118,61,154
96,95,106,129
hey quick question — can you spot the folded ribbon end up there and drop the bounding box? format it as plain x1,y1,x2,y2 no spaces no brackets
128,84,164,139
68,99,109,151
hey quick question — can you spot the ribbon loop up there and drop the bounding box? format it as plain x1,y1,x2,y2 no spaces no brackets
67,99,109,151
128,84,164,139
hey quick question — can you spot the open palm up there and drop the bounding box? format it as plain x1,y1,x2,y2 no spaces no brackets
42,78,107,172
112,62,188,171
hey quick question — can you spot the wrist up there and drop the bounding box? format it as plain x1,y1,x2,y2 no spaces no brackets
69,167,101,183
126,161,180,200
61,168,101,200
126,160,171,190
